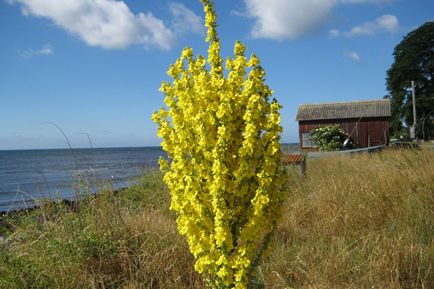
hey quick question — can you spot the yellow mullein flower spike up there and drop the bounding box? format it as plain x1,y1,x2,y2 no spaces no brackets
151,1,287,288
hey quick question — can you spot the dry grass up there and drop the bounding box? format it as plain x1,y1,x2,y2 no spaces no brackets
0,171,204,289
0,149,433,289
261,148,434,289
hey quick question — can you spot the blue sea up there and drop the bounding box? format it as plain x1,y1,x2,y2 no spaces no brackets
0,144,300,213
0,147,164,212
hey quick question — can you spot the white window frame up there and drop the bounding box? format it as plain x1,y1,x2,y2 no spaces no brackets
302,132,317,148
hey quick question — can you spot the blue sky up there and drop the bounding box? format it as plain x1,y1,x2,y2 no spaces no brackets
0,0,432,150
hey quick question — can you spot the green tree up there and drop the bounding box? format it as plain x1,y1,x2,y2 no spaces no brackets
386,21,434,139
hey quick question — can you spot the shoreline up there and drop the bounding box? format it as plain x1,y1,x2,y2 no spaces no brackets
0,185,132,243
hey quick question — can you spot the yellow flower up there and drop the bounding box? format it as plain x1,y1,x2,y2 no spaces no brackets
151,1,287,288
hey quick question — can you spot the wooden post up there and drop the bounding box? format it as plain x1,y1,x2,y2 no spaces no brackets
412,81,417,125
300,157,306,176
411,80,417,141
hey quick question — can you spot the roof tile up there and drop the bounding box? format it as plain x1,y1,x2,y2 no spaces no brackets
296,99,391,121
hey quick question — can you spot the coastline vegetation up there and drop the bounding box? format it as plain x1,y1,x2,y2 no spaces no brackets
0,148,433,289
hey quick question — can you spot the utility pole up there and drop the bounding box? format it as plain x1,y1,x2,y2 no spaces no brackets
410,80,417,141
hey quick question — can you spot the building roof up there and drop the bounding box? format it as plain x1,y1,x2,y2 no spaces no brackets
296,99,391,121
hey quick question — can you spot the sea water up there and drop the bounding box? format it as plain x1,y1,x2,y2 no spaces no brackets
0,144,299,212
0,147,164,212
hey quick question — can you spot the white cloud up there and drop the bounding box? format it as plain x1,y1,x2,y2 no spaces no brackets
346,14,399,36
344,50,361,62
329,29,341,38
241,0,396,40
19,44,53,59
243,0,336,40
169,2,204,35
8,0,176,50
375,14,399,31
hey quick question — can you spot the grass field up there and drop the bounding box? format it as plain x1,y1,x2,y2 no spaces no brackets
0,148,433,289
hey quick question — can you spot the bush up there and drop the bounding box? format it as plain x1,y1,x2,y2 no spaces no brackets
310,125,351,151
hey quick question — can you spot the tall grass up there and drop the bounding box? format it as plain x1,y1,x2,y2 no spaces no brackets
0,149,433,289
264,148,433,289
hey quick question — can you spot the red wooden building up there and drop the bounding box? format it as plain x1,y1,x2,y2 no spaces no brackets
296,99,391,149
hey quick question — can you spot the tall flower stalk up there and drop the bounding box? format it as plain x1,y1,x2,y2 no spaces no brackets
152,1,286,288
